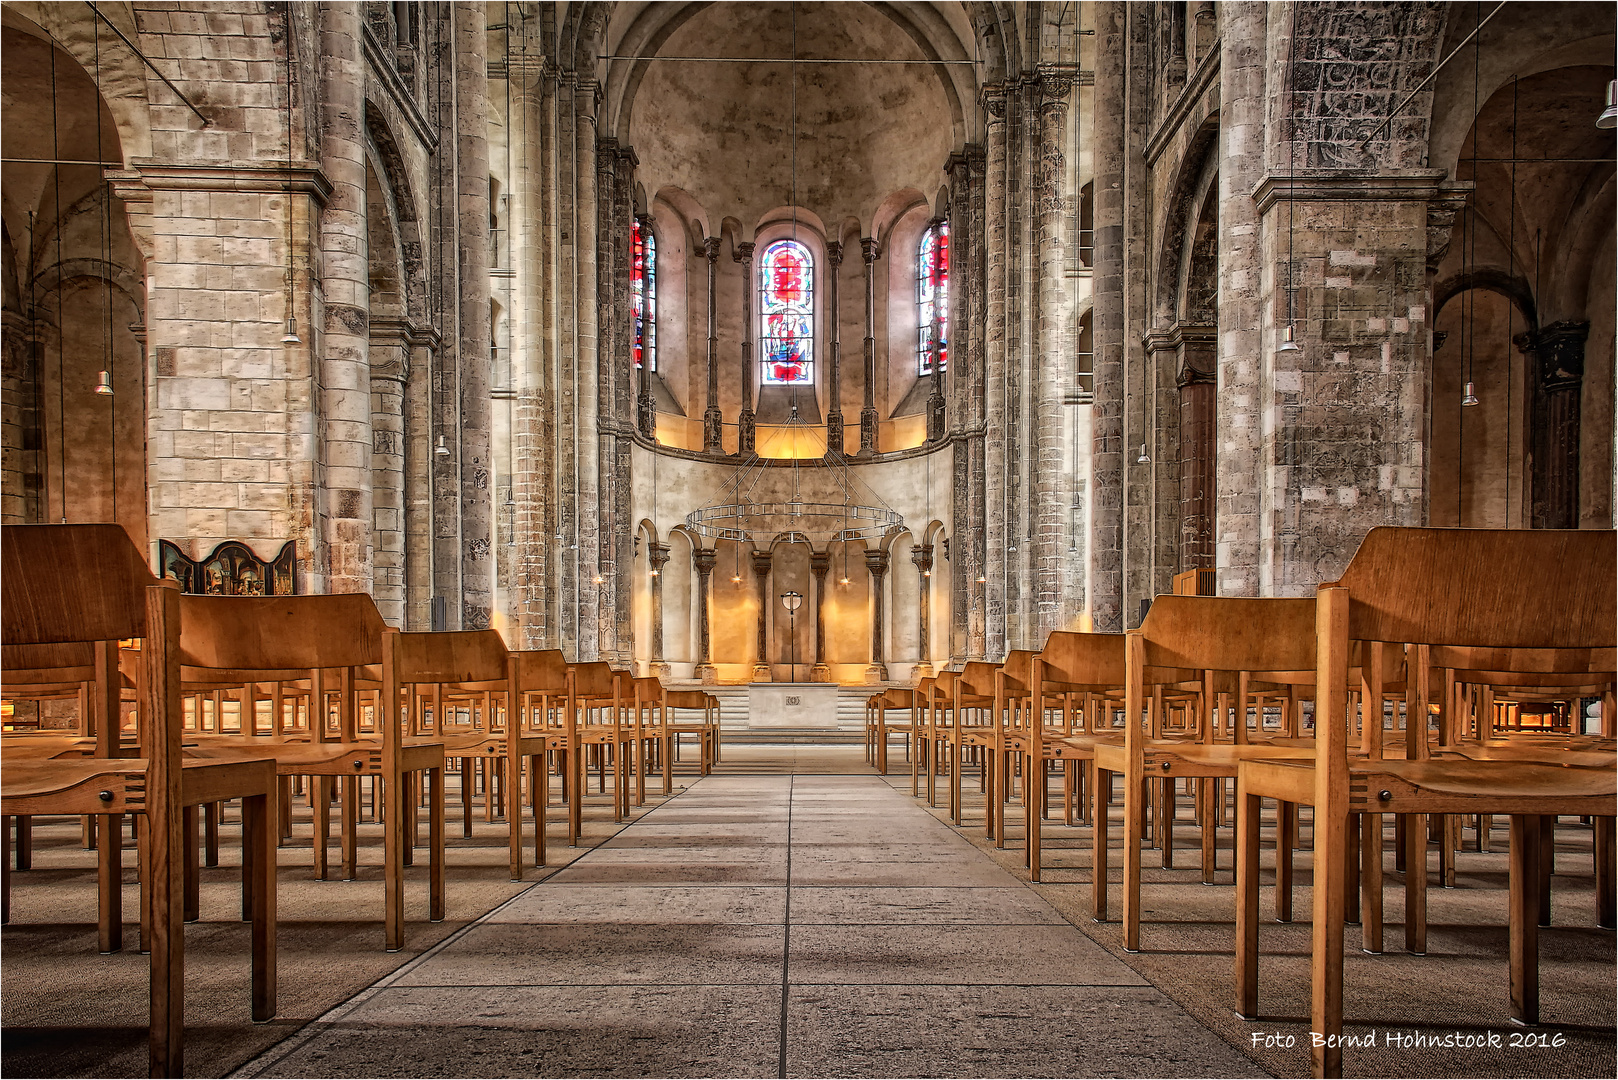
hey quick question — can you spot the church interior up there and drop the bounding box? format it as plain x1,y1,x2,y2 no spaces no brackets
1,2,1614,1077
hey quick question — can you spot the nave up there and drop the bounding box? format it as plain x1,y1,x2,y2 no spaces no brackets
7,743,1612,1079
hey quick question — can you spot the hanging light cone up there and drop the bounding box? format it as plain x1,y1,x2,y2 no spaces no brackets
1137,443,1151,464
1277,325,1301,352
435,434,451,456
975,574,987,584
281,315,301,344
1462,381,1480,407
94,370,114,396
1597,80,1618,129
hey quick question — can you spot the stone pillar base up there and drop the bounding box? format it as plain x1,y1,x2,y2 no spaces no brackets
696,663,718,685
649,661,672,678
809,664,833,683
750,662,771,682
911,661,934,682
864,664,888,684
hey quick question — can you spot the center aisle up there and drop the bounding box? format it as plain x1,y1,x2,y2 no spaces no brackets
238,748,1259,1078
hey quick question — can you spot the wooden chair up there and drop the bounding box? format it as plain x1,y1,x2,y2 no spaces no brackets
1234,526,1617,1077
1019,632,1127,876
2,523,277,1075
663,688,720,774
1092,595,1321,951
948,662,1000,826
174,592,445,952
560,662,632,844
866,687,915,774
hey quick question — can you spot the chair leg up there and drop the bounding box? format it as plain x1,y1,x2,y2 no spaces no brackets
1276,801,1295,924
1595,816,1615,930
1235,790,1261,1019
183,805,200,923
1092,767,1110,922
1537,815,1554,927
1405,813,1427,954
1509,814,1541,1025
430,767,445,922
247,792,276,1023
98,812,123,952
1361,812,1383,954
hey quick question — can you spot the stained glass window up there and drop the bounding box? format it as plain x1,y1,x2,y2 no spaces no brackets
631,219,656,371
759,239,813,385
917,222,949,375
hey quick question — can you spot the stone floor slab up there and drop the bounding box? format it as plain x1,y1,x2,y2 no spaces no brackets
486,884,786,925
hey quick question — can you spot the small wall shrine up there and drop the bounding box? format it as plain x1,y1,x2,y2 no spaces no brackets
157,540,297,596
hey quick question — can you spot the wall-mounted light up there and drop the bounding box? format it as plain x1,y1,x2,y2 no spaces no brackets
1136,443,1151,464
1462,381,1479,407
435,434,451,456
94,370,114,396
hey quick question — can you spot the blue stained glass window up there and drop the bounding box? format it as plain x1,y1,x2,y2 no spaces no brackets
917,222,949,375
632,219,656,371
759,239,814,385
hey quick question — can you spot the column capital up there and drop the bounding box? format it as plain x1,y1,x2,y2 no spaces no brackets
703,236,723,261
693,546,717,573
1515,319,1589,392
1036,64,1078,111
860,237,881,263
825,240,843,267
648,542,670,571
809,550,832,575
910,542,933,574
980,82,1008,119
734,241,756,263
750,549,773,574
864,549,890,576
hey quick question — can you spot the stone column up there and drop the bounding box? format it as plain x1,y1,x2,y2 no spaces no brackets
702,236,724,453
514,70,555,646
981,83,1009,655
369,321,409,625
750,548,772,681
863,548,889,682
966,146,987,661
693,546,717,684
1520,320,1588,530
858,237,881,456
926,216,947,443
825,242,845,455
455,2,494,629
317,2,373,598
1089,7,1126,632
809,549,832,682
648,542,671,677
594,138,620,659
736,241,757,456
1176,332,1217,569
911,542,934,679
573,79,601,654
1214,2,1266,599
1035,68,1075,641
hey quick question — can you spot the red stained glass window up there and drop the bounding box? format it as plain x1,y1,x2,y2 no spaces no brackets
631,219,656,371
759,239,813,384
917,222,949,375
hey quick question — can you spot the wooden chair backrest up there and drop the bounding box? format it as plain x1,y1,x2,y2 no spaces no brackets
1037,630,1126,685
999,650,1034,690
1333,527,1616,649
516,649,572,693
177,593,386,671
571,661,619,698
631,676,663,702
2,524,155,645
394,629,509,684
1137,595,1317,674
958,661,999,697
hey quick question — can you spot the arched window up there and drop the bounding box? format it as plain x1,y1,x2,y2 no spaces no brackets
759,239,813,384
631,218,656,371
917,221,949,375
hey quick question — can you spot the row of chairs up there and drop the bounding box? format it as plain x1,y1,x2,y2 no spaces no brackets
868,526,1616,1078
0,523,720,1076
